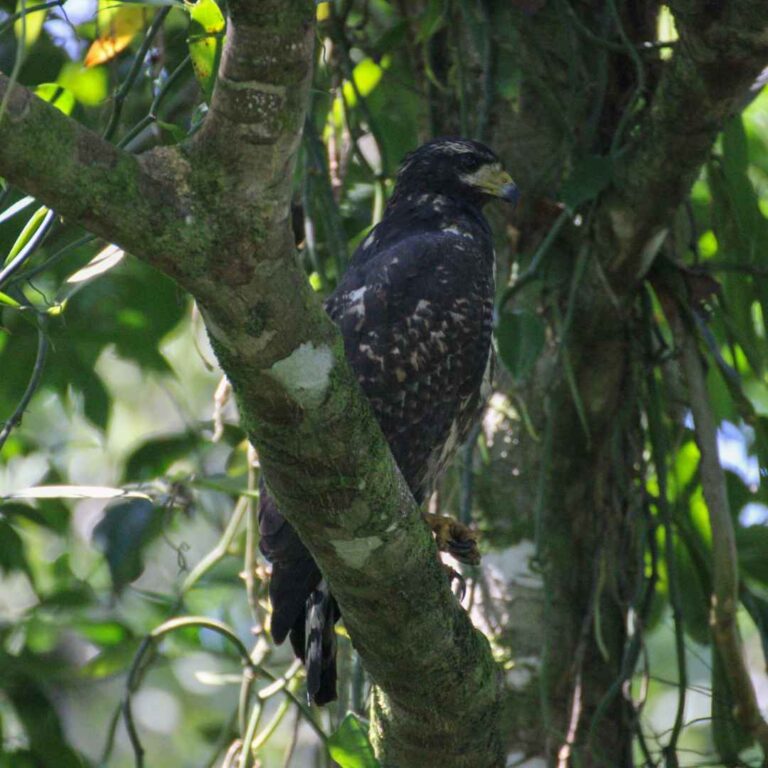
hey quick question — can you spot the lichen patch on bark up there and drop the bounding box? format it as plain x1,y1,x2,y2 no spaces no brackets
331,535,384,567
267,341,334,408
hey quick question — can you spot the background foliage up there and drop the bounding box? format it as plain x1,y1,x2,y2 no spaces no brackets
1,0,768,766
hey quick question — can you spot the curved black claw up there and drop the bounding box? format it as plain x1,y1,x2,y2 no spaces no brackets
442,564,467,600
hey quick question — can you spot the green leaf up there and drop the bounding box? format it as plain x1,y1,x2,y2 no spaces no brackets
328,713,380,768
79,638,142,677
123,431,201,481
0,520,28,575
186,0,224,103
14,0,48,49
92,498,165,592
5,675,85,768
495,309,546,380
73,619,131,646
342,57,389,108
735,524,768,584
4,205,48,266
560,155,612,211
57,62,109,106
0,291,21,308
34,83,76,115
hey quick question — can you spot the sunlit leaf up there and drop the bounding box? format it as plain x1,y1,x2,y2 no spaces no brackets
495,309,546,380
73,619,131,646
34,83,76,116
328,713,380,768
6,485,150,500
0,195,35,225
65,244,125,284
342,57,389,108
4,205,48,265
186,0,224,103
92,497,164,592
85,5,149,67
655,5,677,61
316,1,330,21
14,0,48,49
58,62,109,106
0,291,21,308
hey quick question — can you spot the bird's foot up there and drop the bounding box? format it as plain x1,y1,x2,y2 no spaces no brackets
423,513,480,566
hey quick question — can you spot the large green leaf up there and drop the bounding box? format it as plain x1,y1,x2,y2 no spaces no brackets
328,713,380,768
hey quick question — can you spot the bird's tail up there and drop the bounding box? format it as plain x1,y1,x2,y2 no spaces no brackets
304,579,338,706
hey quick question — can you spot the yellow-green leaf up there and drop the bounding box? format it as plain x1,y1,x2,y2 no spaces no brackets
14,0,48,49
186,0,224,102
58,62,109,106
34,83,76,115
0,291,21,308
5,205,48,265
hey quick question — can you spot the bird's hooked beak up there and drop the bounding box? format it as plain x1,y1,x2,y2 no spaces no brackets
462,164,520,206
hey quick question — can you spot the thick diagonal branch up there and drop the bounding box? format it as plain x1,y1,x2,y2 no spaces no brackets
0,3,503,765
599,0,768,285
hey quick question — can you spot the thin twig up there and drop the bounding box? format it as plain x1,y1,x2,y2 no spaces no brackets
0,318,48,451
103,7,171,141
496,209,570,312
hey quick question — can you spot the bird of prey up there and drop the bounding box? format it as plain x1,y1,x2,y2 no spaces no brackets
258,137,518,705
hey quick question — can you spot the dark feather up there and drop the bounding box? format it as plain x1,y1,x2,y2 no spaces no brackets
258,138,506,705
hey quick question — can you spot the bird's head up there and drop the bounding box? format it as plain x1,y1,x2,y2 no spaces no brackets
394,137,519,208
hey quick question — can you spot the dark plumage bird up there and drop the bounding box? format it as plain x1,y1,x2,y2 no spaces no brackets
258,138,518,705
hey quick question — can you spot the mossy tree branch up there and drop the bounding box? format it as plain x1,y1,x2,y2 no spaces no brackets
598,0,768,287
0,3,503,767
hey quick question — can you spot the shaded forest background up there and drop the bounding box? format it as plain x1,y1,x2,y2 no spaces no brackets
1,0,768,766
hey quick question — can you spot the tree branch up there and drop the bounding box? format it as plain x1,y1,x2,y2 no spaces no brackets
598,0,768,286
0,74,198,280
0,3,504,765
